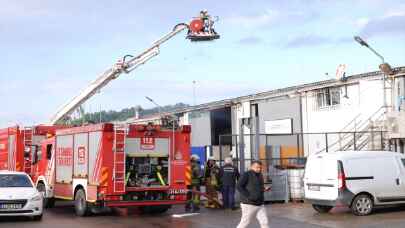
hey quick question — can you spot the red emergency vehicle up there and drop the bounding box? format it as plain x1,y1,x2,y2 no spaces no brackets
0,125,62,174
30,122,191,216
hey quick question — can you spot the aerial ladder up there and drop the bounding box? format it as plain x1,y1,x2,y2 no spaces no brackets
49,10,219,125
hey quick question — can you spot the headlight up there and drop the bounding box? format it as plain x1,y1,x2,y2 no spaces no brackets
30,194,42,201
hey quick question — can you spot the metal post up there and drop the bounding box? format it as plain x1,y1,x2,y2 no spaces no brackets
353,132,357,150
325,133,329,153
353,36,388,112
254,116,260,161
239,119,245,172
296,134,300,157
366,46,387,111
235,135,239,170
219,135,223,166
380,131,384,150
250,134,253,162
265,135,269,168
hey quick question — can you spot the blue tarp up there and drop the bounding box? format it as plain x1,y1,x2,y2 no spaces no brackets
191,146,206,164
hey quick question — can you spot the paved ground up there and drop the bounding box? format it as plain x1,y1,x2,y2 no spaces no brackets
2,202,405,227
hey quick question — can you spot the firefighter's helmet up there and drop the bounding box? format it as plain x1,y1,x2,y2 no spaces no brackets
191,154,200,161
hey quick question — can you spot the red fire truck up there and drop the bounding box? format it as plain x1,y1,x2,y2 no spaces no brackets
0,125,62,174
1,10,218,216
30,122,191,216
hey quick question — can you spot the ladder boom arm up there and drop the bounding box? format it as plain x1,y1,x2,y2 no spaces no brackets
49,24,188,125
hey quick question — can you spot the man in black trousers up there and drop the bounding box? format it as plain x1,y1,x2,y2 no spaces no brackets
219,157,239,210
236,160,270,228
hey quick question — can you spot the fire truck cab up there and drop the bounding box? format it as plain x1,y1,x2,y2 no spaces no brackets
0,125,62,174
31,122,191,216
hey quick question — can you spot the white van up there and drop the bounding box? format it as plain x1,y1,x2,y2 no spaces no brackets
304,151,405,216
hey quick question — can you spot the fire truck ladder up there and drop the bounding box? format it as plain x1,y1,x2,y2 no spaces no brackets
113,125,126,193
47,10,220,125
23,127,33,174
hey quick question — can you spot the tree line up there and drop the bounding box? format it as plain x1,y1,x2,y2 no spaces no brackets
62,103,189,125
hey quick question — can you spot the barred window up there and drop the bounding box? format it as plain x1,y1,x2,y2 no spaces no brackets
316,87,340,108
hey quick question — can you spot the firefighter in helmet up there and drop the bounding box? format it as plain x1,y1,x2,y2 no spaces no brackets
185,154,202,212
204,157,221,208
199,9,213,33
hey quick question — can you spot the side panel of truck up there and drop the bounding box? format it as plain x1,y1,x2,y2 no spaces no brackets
54,134,74,199
89,131,102,185
0,127,23,171
53,126,110,201
0,128,11,170
73,133,88,178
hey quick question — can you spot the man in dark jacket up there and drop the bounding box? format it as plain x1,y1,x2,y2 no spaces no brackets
219,157,239,210
236,160,269,228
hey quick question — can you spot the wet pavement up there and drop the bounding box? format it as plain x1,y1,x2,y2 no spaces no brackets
2,202,405,227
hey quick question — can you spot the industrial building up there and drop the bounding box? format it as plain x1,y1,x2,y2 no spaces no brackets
129,66,405,168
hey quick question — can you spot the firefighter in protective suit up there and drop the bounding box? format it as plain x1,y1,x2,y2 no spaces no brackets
204,157,221,208
185,154,202,212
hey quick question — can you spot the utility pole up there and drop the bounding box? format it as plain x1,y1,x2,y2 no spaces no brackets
192,80,196,106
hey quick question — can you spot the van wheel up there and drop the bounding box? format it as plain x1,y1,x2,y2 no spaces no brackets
351,194,373,216
74,189,89,217
312,204,333,213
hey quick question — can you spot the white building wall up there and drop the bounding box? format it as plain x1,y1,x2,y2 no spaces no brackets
179,112,190,125
302,78,386,156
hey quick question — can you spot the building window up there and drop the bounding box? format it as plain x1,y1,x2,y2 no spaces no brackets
316,87,340,108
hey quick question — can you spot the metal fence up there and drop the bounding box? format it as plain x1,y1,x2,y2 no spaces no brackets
217,131,387,173
213,131,386,202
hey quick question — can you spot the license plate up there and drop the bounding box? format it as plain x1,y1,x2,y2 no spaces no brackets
308,185,320,191
0,204,22,210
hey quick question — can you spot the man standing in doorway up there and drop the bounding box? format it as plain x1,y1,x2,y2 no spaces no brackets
220,157,239,210
236,160,270,228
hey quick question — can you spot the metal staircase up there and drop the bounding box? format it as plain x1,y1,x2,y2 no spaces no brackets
339,107,386,151
315,107,387,153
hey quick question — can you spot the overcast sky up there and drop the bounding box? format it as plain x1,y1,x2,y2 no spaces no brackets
1,0,405,127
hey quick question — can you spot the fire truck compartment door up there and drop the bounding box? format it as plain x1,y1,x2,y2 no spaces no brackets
88,131,102,184
7,134,16,170
74,133,88,178
0,134,7,169
56,135,73,183
125,138,169,157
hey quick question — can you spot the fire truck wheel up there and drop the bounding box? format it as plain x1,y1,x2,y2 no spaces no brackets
46,198,55,208
140,205,171,214
37,182,54,208
74,189,89,217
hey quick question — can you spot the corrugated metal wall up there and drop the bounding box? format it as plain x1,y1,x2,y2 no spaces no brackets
189,111,211,147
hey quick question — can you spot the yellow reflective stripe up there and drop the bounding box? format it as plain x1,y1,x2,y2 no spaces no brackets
185,165,192,185
125,172,131,185
157,172,166,186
